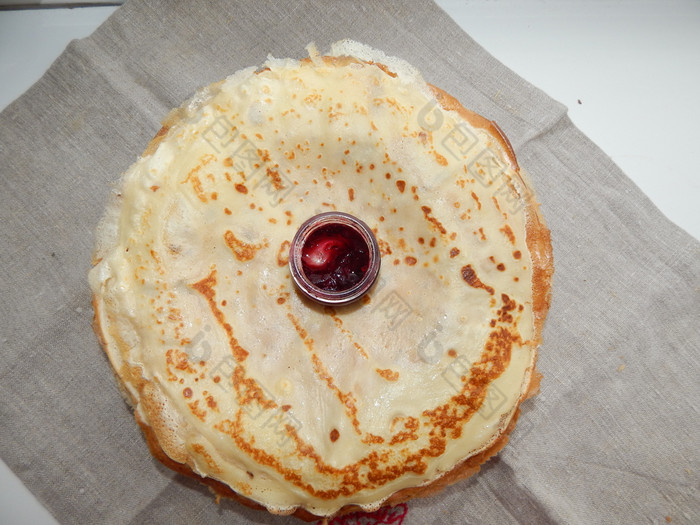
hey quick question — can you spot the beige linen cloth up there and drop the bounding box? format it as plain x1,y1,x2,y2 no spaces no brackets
1,1,698,523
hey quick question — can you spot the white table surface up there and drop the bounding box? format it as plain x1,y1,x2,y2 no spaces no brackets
1,2,698,523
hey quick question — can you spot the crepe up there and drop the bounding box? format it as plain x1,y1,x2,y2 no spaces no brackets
89,40,552,520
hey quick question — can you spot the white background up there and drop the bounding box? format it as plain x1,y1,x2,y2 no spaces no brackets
1,1,698,523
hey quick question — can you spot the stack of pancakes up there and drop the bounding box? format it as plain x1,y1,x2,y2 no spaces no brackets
89,41,552,521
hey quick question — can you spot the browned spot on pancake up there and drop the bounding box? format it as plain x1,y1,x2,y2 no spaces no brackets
188,400,207,421
330,429,340,442
286,312,313,349
182,155,216,202
421,206,447,235
348,188,355,201
448,349,457,358
190,270,248,362
224,208,232,215
496,293,518,324
377,238,392,256
150,185,159,192
389,416,419,445
277,240,290,266
362,434,385,445
223,157,233,167
277,297,286,305
404,256,417,266
376,368,399,381
513,250,522,259
206,395,218,410
281,405,291,412
497,263,506,271
450,248,460,258
329,312,369,359
224,231,265,262
191,443,224,474
149,249,162,265
324,306,337,316
478,227,486,240
492,196,502,213
369,61,398,77
183,387,193,398
167,308,182,323
434,151,448,166
396,180,406,193
500,224,515,244
257,148,271,163
266,167,284,191
235,183,248,194
231,366,276,410
183,165,207,202
461,265,495,295
471,191,481,210
165,348,197,382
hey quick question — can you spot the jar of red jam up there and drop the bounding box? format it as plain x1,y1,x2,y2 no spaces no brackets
289,212,380,305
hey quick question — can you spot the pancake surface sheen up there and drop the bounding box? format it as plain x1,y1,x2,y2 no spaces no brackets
89,41,552,519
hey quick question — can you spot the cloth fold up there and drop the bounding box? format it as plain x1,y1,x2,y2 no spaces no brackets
1,1,697,523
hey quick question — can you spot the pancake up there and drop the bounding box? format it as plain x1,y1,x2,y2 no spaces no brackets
89,40,552,520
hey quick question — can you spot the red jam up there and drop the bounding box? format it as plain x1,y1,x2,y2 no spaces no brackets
301,224,369,291
289,211,380,305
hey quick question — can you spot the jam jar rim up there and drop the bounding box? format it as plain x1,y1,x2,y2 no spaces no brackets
289,211,381,305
